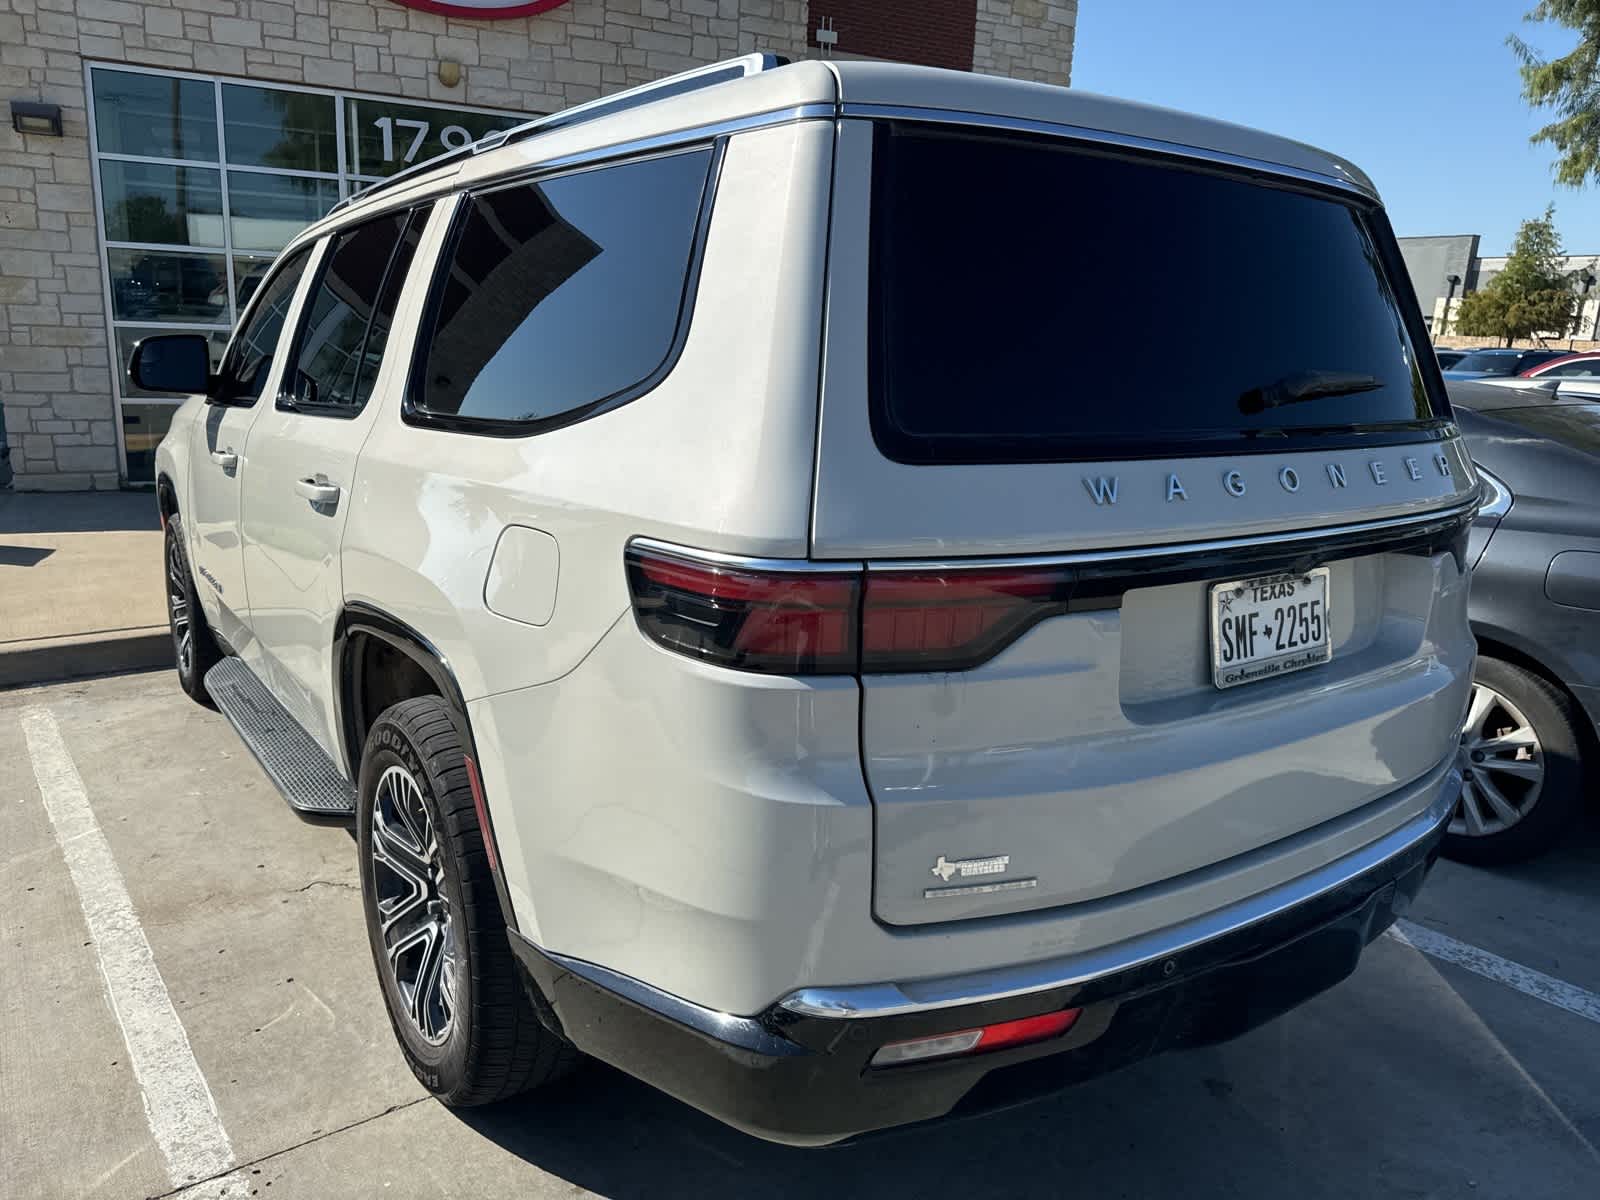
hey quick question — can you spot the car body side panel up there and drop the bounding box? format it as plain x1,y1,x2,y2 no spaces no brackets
1454,398,1600,738
341,121,835,710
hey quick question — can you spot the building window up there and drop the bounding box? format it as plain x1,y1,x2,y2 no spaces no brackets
88,64,535,483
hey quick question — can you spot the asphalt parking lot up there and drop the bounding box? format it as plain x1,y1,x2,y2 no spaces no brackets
4,670,1600,1200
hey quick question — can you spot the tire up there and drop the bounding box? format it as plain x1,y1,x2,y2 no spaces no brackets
164,514,221,704
1443,655,1586,865
356,695,576,1105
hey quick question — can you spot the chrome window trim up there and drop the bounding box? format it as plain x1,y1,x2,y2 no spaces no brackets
627,535,864,575
865,492,1482,572
630,492,1479,578
837,102,1377,200
511,104,836,175
779,758,1460,1020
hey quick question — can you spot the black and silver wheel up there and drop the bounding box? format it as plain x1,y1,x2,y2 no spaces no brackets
357,696,576,1105
1444,655,1586,865
164,513,220,704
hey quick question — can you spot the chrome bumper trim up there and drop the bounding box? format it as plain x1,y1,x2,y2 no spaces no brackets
779,759,1460,1020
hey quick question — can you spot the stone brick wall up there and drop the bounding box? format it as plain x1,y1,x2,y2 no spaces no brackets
972,0,1075,85
0,0,810,491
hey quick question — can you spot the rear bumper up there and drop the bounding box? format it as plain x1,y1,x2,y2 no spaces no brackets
509,765,1459,1146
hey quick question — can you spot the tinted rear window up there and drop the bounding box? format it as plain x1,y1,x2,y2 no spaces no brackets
1452,352,1520,376
412,147,712,431
869,126,1441,464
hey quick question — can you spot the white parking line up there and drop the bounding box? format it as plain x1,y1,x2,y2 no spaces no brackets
1387,918,1600,1026
20,706,245,1196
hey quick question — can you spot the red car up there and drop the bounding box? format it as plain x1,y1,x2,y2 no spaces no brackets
1519,351,1600,378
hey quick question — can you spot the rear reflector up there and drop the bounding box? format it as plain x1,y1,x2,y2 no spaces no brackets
625,543,1074,675
870,1008,1081,1067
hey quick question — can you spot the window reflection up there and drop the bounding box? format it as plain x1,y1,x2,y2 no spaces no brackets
107,248,228,323
92,70,218,161
222,85,339,173
100,161,224,247
226,172,339,252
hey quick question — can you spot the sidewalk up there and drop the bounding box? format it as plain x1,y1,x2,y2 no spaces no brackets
0,490,171,688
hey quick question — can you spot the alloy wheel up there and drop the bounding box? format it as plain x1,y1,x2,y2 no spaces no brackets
1451,683,1545,838
370,764,458,1045
166,533,192,677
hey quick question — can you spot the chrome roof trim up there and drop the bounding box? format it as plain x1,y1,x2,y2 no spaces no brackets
779,761,1458,1020
836,102,1377,200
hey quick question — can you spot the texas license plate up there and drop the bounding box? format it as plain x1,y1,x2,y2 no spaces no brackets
1209,568,1331,690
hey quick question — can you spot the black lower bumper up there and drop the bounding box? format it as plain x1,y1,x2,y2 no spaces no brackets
509,803,1448,1146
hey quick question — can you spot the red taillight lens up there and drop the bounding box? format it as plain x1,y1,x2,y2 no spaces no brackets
860,566,1073,672
625,545,860,675
871,1007,1081,1067
626,544,1077,675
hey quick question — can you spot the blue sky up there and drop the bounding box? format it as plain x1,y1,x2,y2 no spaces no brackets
1072,0,1592,255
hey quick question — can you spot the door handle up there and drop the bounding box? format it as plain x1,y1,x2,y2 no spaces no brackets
294,477,341,505
209,449,237,469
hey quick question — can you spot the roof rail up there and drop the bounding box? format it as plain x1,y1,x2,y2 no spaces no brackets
329,52,786,216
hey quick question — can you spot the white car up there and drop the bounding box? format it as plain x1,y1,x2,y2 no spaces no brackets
142,55,1479,1145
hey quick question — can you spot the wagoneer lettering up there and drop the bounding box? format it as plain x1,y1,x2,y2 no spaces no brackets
148,55,1474,1147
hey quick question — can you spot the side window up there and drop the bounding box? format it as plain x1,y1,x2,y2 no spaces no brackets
413,147,712,429
1549,361,1600,378
216,246,311,403
282,205,427,416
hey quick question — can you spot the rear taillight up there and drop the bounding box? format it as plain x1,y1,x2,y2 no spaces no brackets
860,566,1072,672
626,543,1074,675
624,545,860,675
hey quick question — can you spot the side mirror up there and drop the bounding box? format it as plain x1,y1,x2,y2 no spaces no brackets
128,334,212,397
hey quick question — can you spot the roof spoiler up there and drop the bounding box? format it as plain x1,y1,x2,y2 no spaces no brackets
330,52,787,215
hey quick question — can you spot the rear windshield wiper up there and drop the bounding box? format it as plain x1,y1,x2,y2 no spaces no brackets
1238,370,1383,415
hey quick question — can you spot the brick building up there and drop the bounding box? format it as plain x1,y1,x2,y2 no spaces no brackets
0,0,1076,490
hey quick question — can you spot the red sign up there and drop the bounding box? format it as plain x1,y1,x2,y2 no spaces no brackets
388,1,572,18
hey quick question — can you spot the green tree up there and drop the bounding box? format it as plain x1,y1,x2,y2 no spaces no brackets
1510,0,1600,187
1455,207,1578,345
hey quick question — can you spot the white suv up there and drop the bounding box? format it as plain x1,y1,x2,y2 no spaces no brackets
143,56,1478,1145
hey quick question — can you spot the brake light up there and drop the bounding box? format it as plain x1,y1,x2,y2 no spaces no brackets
871,1008,1081,1067
624,545,860,675
626,544,1076,675
860,566,1073,672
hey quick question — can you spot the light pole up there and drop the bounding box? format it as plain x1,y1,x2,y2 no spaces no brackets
1578,271,1597,349
1440,273,1461,339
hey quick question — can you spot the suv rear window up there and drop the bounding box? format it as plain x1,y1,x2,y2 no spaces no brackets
869,125,1443,464
1451,352,1521,376
411,147,713,433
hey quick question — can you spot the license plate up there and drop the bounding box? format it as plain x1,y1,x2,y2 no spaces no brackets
1209,568,1331,690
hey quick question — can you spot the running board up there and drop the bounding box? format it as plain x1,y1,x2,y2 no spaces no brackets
205,657,356,817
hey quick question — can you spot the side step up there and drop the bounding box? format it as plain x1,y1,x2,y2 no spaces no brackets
205,656,357,817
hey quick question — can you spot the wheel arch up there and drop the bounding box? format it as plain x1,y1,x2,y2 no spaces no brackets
335,602,521,933
1470,622,1600,756
156,472,180,523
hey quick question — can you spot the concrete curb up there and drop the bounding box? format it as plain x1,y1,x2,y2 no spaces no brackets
0,628,172,690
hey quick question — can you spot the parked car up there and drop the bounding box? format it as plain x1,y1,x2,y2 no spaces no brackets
1435,348,1472,369
138,56,1477,1145
1451,378,1600,862
1444,347,1571,380
1519,350,1600,379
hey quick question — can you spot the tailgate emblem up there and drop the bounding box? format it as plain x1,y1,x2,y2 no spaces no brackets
931,853,1011,882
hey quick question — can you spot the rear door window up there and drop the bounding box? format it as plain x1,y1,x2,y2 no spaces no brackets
869,125,1444,464
410,147,713,433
